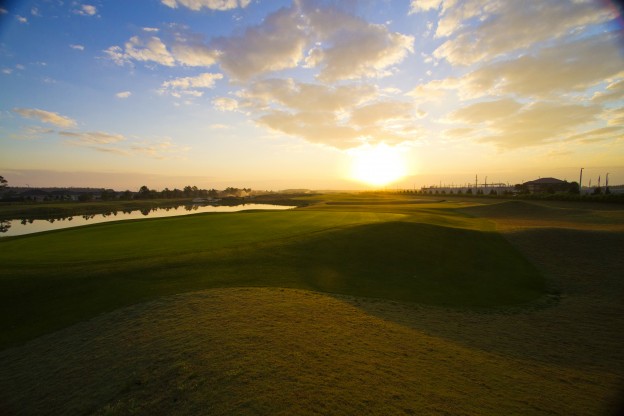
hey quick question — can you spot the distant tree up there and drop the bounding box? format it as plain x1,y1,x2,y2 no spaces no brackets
137,185,156,199
489,189,497,195
466,188,472,194
120,190,134,200
100,189,117,201
0,176,8,200
78,193,93,202
514,183,529,194
568,181,580,194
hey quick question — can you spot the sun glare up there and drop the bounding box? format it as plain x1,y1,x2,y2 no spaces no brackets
350,143,408,187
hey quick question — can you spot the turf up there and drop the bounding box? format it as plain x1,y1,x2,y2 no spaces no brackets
0,206,545,348
1,194,623,415
0,288,620,416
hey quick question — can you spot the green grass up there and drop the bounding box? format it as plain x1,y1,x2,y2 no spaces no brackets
0,205,546,348
1,288,619,416
1,194,623,415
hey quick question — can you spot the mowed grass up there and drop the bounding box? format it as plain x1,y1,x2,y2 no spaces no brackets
0,288,619,416
1,195,623,415
0,204,545,348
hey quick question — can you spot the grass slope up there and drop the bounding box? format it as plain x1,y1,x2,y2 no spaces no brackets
0,288,620,416
1,194,623,415
0,206,545,348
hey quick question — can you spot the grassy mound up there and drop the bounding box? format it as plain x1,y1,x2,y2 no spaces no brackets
458,200,583,219
0,288,617,416
263,221,545,307
0,210,546,348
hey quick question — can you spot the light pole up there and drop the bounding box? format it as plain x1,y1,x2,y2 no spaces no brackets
579,168,584,195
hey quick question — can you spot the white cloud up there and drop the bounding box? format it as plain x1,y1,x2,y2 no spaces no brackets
106,36,176,67
106,2,415,83
124,36,176,66
161,0,251,11
238,78,377,113
447,101,602,148
458,33,624,99
213,97,239,111
214,7,307,81
258,110,361,149
235,78,419,149
433,0,616,65
301,3,414,82
16,15,27,23
409,0,442,14
106,31,219,68
160,72,223,97
171,44,220,66
70,44,85,51
116,91,132,99
74,4,97,16
13,108,77,128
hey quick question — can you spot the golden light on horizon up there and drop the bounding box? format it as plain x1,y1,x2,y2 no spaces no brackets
349,143,408,187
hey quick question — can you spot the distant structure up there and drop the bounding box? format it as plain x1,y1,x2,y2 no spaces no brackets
522,177,570,194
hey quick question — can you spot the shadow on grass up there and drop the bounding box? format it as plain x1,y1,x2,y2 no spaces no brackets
0,221,549,349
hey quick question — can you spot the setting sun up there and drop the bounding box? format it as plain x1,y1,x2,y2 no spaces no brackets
350,144,408,187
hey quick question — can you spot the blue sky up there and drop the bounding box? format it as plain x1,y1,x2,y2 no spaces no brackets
1,0,623,190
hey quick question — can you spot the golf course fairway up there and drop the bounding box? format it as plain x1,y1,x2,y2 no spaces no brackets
1,194,622,415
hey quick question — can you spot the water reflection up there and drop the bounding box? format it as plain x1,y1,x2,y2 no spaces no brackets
0,203,295,237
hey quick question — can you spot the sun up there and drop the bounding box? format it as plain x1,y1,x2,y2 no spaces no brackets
349,143,408,187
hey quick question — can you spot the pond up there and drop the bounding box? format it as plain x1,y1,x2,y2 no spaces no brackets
0,204,295,237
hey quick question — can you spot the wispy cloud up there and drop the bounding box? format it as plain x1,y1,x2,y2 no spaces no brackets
161,0,251,11
59,131,126,144
70,44,85,51
213,97,239,112
160,72,223,97
9,126,56,141
75,4,97,16
115,91,132,99
13,108,77,128
106,1,414,83
105,36,176,66
429,0,615,65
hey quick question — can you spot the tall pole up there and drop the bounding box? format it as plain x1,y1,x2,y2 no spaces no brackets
579,168,584,195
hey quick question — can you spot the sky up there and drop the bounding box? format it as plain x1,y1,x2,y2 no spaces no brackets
0,0,623,191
